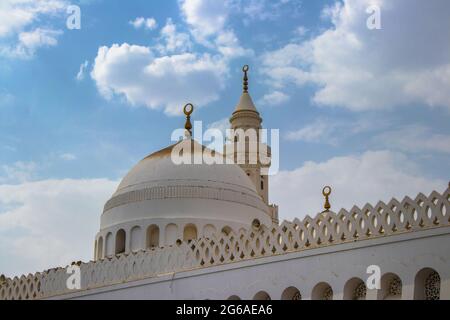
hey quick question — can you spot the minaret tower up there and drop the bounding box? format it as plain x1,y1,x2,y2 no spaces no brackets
228,65,278,223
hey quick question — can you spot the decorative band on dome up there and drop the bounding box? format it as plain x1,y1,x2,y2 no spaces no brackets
103,184,269,214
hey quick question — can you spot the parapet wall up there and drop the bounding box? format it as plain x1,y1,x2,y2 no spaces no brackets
1,187,449,300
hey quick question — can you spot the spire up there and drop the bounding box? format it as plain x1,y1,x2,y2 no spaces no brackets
184,103,194,137
234,65,258,113
243,65,249,93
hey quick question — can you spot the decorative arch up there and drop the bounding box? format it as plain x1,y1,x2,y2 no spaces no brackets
221,226,232,236
183,224,198,242
165,224,178,246
105,232,113,257
146,225,160,248
414,268,441,300
343,277,367,300
202,224,216,239
312,282,333,300
253,291,271,300
281,286,302,300
97,236,103,259
115,229,126,254
378,273,402,300
130,226,142,252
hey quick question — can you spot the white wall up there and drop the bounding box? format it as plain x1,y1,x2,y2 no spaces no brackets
56,227,450,300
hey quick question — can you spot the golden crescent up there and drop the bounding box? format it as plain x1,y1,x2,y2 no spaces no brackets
183,103,194,116
322,186,332,196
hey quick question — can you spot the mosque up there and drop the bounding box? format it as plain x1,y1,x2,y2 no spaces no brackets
1,66,449,300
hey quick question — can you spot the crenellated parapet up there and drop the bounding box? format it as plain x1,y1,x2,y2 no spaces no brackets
1,186,449,300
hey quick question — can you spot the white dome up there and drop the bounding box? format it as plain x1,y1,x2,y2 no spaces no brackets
98,139,271,252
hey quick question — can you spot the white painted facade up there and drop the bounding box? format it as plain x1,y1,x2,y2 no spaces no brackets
54,226,450,300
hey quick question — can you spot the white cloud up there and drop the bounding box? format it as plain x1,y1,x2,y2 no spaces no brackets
0,0,67,37
214,30,253,59
76,60,89,81
284,116,377,144
91,1,251,114
271,150,447,221
3,27,63,58
375,125,450,154
228,0,302,24
60,153,77,161
157,19,192,54
261,0,450,111
179,0,251,58
0,161,37,184
286,119,335,143
258,91,290,107
91,43,227,115
293,26,308,38
18,28,59,48
129,17,158,30
0,0,66,58
179,0,229,42
0,178,118,277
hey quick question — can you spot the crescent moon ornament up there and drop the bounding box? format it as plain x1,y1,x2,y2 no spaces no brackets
322,186,332,212
322,186,332,197
184,103,194,116
183,103,194,136
242,65,249,93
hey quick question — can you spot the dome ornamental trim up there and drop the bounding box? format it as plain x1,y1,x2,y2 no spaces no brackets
103,184,270,214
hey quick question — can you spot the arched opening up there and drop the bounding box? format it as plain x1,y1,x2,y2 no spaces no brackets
221,226,232,236
414,268,441,300
130,226,142,252
165,224,178,246
378,273,402,300
253,291,271,300
183,224,198,242
115,229,126,254
97,236,103,259
281,286,302,300
146,225,160,248
105,232,113,257
227,295,241,300
312,282,333,300
343,278,367,300
203,224,216,239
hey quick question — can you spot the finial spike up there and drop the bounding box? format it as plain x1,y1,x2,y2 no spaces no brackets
242,65,249,93
322,186,332,212
183,103,194,136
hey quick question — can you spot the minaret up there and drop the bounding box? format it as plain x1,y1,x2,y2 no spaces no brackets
228,65,278,224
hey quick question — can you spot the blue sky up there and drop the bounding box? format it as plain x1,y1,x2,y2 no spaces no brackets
0,0,449,276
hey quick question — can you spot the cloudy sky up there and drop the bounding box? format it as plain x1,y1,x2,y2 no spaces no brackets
0,0,449,277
